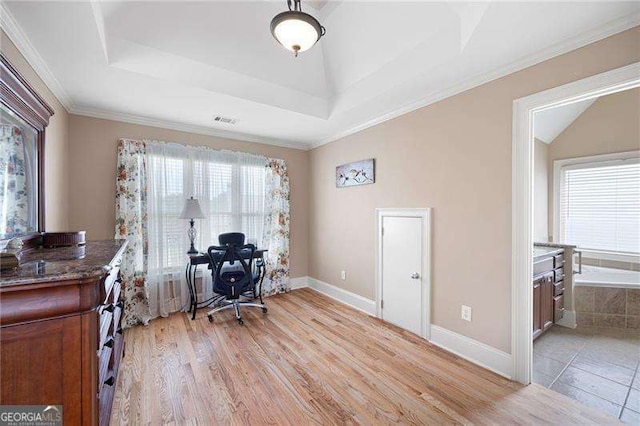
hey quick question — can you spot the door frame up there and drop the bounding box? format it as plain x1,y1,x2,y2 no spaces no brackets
376,208,432,340
511,62,640,384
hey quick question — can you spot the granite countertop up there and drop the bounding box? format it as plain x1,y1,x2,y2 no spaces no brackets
534,242,577,249
533,246,563,262
533,242,576,262
0,240,127,287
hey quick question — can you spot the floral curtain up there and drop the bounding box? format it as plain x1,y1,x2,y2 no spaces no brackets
0,125,31,236
115,139,152,327
261,159,291,296
114,138,291,325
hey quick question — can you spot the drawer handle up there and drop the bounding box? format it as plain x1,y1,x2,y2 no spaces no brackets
104,337,114,348
104,376,115,387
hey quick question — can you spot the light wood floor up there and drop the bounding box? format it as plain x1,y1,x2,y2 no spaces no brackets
110,288,619,425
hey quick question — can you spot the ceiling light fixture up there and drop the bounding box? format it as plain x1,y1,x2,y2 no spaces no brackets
270,0,325,58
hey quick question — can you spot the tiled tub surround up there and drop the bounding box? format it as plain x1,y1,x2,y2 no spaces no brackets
533,326,640,422
575,286,640,329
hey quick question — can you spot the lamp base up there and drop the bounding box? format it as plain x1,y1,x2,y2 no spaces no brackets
187,219,199,255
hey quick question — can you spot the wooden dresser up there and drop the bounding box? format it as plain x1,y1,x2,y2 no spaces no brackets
0,240,127,425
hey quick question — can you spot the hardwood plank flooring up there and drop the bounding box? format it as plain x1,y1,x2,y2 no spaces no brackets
110,288,620,424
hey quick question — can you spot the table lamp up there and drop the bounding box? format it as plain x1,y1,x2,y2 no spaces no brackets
179,197,206,255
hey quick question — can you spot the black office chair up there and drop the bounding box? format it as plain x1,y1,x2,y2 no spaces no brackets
205,243,267,325
218,232,245,246
217,232,265,300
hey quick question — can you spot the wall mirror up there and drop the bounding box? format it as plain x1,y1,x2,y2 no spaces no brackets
0,53,53,243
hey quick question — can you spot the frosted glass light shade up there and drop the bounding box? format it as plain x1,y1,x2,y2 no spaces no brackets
179,197,205,219
270,11,325,56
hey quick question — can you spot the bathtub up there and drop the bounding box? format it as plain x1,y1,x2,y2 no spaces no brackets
574,265,640,289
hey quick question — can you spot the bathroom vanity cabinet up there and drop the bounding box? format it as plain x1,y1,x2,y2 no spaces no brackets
533,247,565,340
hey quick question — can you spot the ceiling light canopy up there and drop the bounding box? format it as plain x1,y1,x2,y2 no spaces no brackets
270,0,325,57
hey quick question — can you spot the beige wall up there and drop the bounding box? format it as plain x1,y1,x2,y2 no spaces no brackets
309,27,640,353
549,87,640,160
547,87,640,241
68,115,309,278
534,139,549,243
1,30,69,231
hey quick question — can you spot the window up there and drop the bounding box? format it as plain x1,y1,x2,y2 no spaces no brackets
555,152,640,254
147,149,267,270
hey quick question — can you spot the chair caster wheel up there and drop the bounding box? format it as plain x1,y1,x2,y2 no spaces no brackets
262,307,268,314
207,315,213,323
238,319,244,325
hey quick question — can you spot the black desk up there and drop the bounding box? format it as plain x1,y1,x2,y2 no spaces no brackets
185,249,267,320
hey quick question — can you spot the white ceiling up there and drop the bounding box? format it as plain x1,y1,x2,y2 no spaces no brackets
2,1,639,150
534,98,597,144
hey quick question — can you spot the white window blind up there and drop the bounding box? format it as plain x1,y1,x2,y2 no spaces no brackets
146,144,267,270
559,158,640,253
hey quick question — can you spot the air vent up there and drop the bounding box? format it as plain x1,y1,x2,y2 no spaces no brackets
213,115,238,125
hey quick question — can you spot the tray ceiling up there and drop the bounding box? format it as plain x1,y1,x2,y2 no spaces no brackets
2,1,638,149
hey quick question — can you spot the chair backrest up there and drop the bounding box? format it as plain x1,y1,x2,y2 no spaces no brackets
218,232,245,246
207,244,255,300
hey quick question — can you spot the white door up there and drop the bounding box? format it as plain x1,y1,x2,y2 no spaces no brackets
381,216,423,335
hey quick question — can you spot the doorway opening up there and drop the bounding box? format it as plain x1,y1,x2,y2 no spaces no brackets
512,62,640,421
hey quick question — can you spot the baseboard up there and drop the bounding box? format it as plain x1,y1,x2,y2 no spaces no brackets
555,310,577,329
429,325,513,379
305,277,376,316
290,276,309,290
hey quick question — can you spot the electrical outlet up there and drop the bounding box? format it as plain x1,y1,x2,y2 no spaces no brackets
341,270,346,280
461,305,472,322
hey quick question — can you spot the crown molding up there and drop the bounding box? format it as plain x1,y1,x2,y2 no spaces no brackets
69,105,311,151
2,0,637,152
0,2,73,111
310,12,640,150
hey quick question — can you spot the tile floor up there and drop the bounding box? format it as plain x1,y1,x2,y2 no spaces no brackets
533,326,640,423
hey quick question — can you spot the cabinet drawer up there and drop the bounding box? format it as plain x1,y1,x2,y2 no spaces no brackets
102,267,120,303
553,280,564,297
112,275,122,304
98,344,112,389
554,267,565,283
99,311,113,349
554,295,564,322
113,303,123,336
554,253,565,268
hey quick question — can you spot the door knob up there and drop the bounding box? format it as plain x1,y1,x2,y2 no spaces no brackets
411,273,420,279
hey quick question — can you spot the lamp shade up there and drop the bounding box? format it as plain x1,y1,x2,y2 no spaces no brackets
270,10,325,57
179,197,205,219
